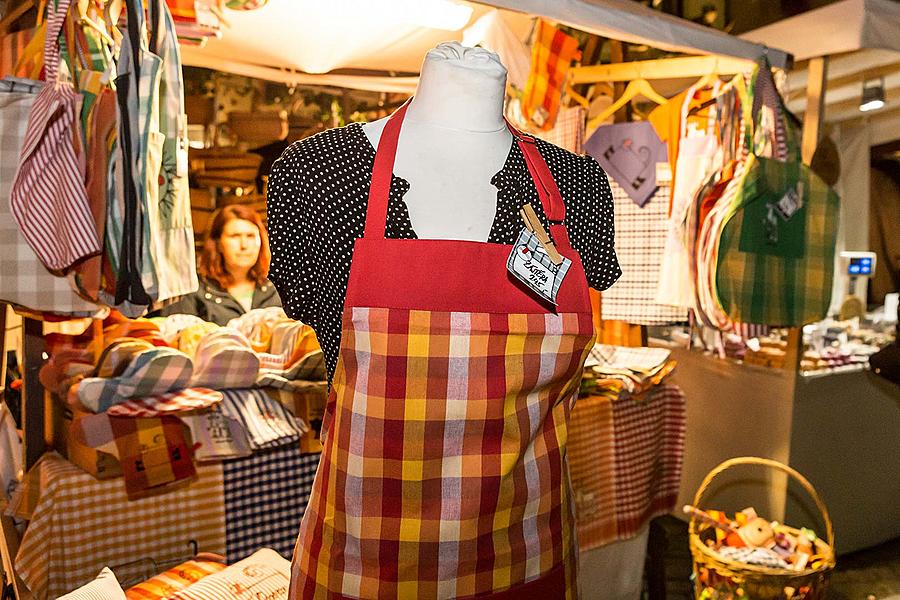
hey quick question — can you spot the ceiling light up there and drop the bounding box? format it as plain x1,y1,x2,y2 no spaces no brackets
860,78,885,112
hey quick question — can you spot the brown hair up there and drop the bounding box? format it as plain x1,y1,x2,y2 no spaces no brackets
198,204,270,288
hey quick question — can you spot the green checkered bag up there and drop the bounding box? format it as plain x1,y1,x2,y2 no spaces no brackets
715,61,840,326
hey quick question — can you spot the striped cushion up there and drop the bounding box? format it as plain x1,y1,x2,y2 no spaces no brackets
58,568,126,600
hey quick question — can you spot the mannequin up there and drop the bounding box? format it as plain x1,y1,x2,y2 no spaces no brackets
268,41,621,599
362,41,513,242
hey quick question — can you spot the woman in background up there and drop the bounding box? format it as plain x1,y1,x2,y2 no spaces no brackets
163,204,281,325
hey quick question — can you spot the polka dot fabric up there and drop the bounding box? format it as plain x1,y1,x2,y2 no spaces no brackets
266,122,620,383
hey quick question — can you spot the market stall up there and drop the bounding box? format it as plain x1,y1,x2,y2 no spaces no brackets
6,0,881,598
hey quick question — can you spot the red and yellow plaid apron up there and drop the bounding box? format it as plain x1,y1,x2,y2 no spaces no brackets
290,103,596,599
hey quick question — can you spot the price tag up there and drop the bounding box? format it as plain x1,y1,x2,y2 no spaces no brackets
507,228,571,305
773,180,804,221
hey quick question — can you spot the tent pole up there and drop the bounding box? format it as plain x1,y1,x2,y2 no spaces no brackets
801,56,828,165
786,56,829,373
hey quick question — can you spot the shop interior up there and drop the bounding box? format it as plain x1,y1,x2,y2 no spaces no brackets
0,0,898,598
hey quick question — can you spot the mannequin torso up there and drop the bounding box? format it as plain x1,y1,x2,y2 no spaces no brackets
363,42,512,242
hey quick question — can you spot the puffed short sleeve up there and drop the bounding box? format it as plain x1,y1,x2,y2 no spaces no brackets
265,144,317,326
565,154,621,291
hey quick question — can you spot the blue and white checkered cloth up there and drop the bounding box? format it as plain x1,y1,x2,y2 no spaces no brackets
222,446,320,562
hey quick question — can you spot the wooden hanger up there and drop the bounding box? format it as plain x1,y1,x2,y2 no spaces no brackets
101,0,123,48
693,57,721,90
587,78,668,133
76,0,116,46
565,82,591,110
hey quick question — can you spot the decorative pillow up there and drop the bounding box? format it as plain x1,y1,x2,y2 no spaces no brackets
171,548,290,599
58,567,126,599
125,555,227,599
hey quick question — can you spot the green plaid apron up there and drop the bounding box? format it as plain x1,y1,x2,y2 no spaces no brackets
714,60,840,327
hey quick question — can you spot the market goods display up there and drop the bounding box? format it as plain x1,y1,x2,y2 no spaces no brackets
688,458,835,600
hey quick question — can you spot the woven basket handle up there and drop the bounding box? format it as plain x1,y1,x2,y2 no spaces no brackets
689,456,835,551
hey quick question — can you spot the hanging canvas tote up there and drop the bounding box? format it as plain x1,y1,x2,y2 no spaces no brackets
714,61,840,326
715,155,839,326
59,10,119,303
110,0,162,311
147,0,199,303
9,0,102,274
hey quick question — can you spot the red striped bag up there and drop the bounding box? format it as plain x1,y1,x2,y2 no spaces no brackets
9,0,101,273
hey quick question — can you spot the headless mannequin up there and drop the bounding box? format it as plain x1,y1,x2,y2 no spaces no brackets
363,41,513,242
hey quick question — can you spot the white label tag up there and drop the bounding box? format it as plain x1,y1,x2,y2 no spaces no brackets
175,114,190,178
655,161,672,185
507,228,572,305
773,180,804,221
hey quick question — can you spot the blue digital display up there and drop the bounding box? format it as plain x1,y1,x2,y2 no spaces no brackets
848,257,873,276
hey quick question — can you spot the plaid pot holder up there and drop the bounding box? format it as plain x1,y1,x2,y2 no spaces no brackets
77,347,194,413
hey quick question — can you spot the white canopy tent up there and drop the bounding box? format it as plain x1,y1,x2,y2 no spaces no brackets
179,0,790,93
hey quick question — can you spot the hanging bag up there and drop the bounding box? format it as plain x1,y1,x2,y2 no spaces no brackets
60,8,118,303
9,0,102,274
0,2,99,315
110,0,162,310
146,0,199,303
714,60,840,326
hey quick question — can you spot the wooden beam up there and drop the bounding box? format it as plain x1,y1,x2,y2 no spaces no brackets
1,514,32,600
570,55,756,84
787,62,900,103
801,57,828,166
0,0,35,34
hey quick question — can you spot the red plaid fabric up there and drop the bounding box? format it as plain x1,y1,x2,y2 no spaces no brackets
106,387,224,417
1,29,34,78
611,384,686,539
522,20,580,131
293,308,594,599
567,392,617,551
289,102,596,599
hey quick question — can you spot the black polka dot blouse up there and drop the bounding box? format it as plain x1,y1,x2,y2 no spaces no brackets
266,122,620,383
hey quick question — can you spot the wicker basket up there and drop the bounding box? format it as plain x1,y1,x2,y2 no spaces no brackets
689,457,836,600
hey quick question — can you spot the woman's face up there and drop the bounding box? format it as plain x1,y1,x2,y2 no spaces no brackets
219,218,261,275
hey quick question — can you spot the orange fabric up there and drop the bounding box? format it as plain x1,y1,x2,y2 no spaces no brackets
522,20,580,131
647,87,717,211
125,558,227,599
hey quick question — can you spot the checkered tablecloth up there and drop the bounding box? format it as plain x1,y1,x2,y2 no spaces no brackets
15,453,226,599
222,446,319,563
611,384,687,540
533,106,586,154
601,179,688,325
567,384,687,551
568,392,617,551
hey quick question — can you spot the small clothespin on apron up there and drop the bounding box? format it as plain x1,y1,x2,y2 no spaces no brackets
519,203,563,265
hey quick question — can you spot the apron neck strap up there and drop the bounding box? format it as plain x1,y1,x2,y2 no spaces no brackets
365,100,566,240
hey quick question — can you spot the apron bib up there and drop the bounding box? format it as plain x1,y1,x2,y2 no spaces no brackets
290,103,596,599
